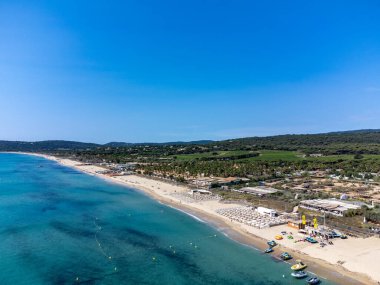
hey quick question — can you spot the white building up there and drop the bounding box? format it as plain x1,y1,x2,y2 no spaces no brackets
299,199,370,217
233,186,278,196
256,207,277,217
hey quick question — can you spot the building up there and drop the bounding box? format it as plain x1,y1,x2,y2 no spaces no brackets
191,177,250,189
309,153,323,157
233,186,278,196
190,177,215,188
189,189,212,195
299,199,370,217
215,177,248,185
256,207,277,217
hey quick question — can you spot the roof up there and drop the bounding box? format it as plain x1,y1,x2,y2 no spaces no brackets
238,186,278,195
300,199,364,212
218,177,240,183
190,189,212,194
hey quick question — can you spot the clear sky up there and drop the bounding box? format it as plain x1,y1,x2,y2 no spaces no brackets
0,0,379,143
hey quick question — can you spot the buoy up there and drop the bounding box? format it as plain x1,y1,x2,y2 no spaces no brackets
109,256,112,260
152,257,156,261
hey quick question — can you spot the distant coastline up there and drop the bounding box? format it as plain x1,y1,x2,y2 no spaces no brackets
10,151,379,285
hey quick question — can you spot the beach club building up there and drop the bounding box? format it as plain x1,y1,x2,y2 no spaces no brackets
188,189,212,195
232,186,278,197
299,199,367,216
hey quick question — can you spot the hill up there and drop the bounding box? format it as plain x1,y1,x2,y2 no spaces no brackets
215,129,380,154
0,140,100,152
1,129,380,153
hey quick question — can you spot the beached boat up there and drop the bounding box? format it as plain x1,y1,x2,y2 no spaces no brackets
280,252,292,260
291,260,307,271
291,271,308,278
275,235,283,240
264,247,274,253
267,240,277,247
306,277,320,284
305,237,318,243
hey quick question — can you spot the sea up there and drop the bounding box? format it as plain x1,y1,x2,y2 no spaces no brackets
0,153,336,285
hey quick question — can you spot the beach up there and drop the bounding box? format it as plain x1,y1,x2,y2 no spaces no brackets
26,153,380,284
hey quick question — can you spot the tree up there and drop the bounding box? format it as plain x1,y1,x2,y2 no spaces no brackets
354,154,364,159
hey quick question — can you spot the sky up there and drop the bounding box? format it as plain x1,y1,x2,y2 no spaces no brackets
0,0,379,143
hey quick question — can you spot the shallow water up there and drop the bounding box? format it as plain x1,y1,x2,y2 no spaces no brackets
0,153,336,285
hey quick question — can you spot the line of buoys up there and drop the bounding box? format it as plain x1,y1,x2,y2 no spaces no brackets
75,215,219,283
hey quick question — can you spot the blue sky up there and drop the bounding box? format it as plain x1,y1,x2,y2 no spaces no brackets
0,0,379,143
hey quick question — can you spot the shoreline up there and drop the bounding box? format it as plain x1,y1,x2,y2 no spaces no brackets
8,152,378,285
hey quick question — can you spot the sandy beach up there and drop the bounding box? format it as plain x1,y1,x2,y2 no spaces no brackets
22,153,380,284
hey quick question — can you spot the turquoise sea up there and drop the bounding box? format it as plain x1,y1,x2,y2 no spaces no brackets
0,153,336,285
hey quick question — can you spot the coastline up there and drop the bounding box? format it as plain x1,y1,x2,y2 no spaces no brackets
10,152,379,285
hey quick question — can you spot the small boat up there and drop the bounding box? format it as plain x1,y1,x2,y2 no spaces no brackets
280,252,292,260
291,260,307,271
331,231,341,238
287,235,294,239
306,237,318,243
291,271,308,279
275,235,283,240
306,277,320,284
264,247,274,253
267,240,277,247
340,235,347,239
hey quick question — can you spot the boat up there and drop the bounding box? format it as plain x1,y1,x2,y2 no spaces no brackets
306,237,318,243
275,235,283,240
267,240,277,247
291,271,308,278
291,260,307,271
280,252,292,260
340,234,348,239
264,247,274,253
306,277,320,284
287,235,294,239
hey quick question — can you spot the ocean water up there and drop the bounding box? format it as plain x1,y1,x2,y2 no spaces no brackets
0,153,335,285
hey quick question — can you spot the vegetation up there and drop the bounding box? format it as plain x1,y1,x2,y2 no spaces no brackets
3,129,379,230
2,129,380,180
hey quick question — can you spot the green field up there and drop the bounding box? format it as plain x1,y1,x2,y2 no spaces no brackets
172,150,251,161
172,150,380,162
247,150,302,161
172,150,302,161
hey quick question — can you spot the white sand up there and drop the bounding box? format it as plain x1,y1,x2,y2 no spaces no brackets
24,154,380,284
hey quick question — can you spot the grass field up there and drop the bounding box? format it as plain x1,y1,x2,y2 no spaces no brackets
172,150,251,161
172,150,380,162
172,150,302,161
247,150,302,161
